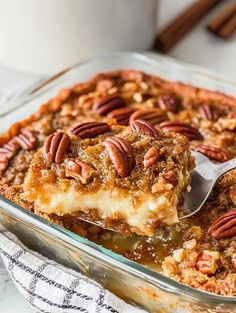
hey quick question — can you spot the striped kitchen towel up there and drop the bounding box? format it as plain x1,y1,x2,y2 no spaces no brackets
0,226,147,313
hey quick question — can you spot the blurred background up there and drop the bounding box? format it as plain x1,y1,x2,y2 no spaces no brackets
158,0,236,81
0,0,236,81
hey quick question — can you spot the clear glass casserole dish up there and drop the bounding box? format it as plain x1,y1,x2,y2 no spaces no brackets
0,52,236,313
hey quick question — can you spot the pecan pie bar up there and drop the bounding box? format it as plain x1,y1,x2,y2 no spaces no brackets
1,68,236,296
21,121,193,236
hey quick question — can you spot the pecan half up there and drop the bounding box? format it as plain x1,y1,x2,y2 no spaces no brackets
65,158,94,184
193,144,232,162
0,139,21,172
229,184,236,205
107,107,136,126
159,121,203,140
157,94,179,112
131,119,161,139
196,250,220,274
199,104,218,121
14,129,36,151
0,140,19,159
43,132,70,164
130,108,167,126
143,147,159,169
93,95,126,116
0,154,8,171
208,210,236,239
104,137,135,177
70,122,111,139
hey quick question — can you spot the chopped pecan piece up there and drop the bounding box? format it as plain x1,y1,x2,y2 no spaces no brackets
157,94,179,112
199,104,218,121
143,147,159,169
183,239,197,250
70,122,111,139
93,95,126,116
96,79,114,92
107,87,118,95
130,109,167,126
60,103,75,117
122,82,139,92
131,119,161,139
78,94,94,110
208,210,236,240
121,70,144,83
227,112,236,118
133,92,152,103
139,81,149,91
160,121,202,140
57,88,72,102
215,117,236,131
104,137,135,177
229,185,236,205
196,250,220,275
231,253,236,270
14,129,36,151
43,131,70,164
107,107,136,126
65,158,95,184
193,144,232,162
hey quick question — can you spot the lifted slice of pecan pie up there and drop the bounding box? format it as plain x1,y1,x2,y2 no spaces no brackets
21,120,194,236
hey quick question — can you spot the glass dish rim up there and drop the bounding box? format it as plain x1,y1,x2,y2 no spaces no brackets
3,51,236,118
1,51,236,304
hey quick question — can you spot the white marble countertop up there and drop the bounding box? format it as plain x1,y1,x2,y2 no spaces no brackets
1,1,236,312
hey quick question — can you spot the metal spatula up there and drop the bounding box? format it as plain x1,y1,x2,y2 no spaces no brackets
180,151,236,219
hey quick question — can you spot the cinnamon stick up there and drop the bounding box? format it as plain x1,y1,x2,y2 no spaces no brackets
220,14,236,38
154,0,224,53
207,0,236,38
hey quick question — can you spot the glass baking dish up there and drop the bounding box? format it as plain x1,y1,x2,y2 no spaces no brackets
0,52,236,313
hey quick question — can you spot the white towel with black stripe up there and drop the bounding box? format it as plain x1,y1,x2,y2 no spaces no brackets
0,226,147,313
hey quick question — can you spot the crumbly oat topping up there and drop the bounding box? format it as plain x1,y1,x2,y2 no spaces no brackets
0,69,236,295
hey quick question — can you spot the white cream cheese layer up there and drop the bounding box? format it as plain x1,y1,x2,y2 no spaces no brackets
33,185,179,234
